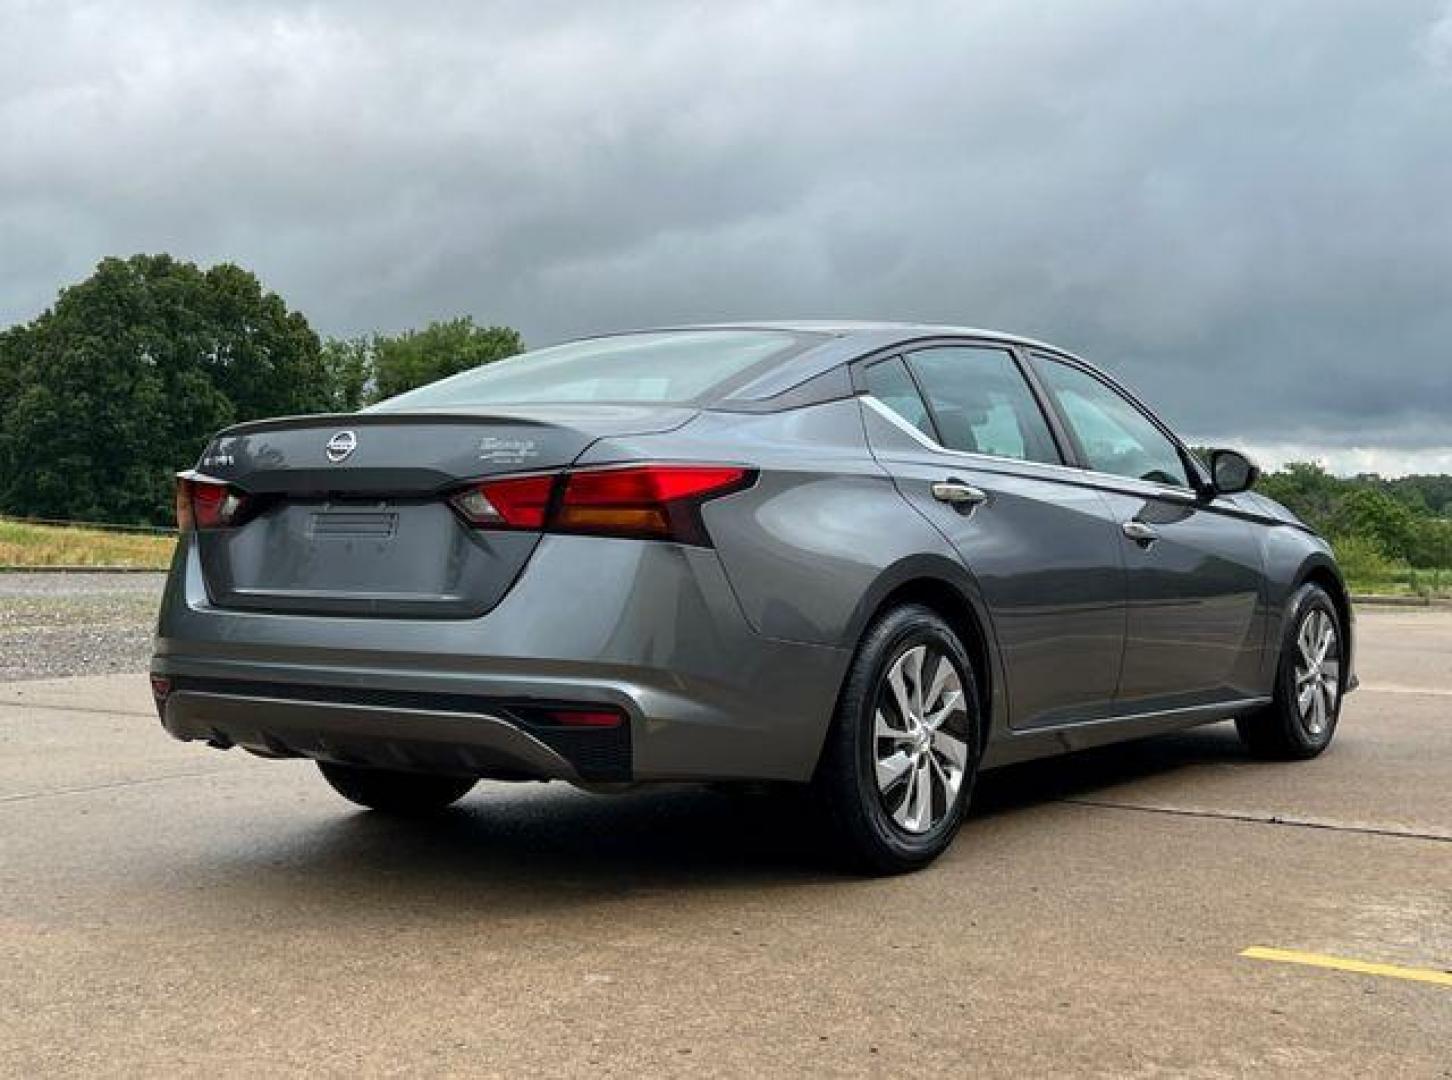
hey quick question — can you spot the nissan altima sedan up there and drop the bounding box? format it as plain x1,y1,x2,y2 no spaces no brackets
152,323,1353,872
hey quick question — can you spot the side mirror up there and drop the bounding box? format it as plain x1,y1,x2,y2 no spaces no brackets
1208,448,1259,495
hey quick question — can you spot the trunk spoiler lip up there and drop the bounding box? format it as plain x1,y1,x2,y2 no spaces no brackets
214,404,698,439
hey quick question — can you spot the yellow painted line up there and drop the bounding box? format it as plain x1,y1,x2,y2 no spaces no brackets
1241,946,1452,987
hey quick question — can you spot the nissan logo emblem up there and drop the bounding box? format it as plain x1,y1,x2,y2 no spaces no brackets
325,430,358,463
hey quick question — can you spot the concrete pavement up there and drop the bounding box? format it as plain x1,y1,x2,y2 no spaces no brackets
1,608,1448,1076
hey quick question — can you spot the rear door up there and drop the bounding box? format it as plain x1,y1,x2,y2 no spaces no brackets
1028,352,1267,711
858,343,1128,729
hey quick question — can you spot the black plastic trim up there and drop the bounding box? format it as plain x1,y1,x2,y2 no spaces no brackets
166,676,632,781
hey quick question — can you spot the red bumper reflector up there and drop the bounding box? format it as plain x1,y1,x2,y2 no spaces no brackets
541,708,625,729
150,675,172,701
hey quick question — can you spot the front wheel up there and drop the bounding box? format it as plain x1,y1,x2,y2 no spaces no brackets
814,604,982,874
317,761,477,814
1236,583,1346,760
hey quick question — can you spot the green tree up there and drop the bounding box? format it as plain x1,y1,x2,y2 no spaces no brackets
1407,518,1452,568
0,254,327,524
1256,461,1343,533
0,324,28,419
1388,474,1452,517
371,317,522,401
1324,485,1425,565
320,336,375,412
317,319,523,410
196,261,329,418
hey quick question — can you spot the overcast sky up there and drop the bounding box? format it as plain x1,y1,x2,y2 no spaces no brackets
3,1,1450,473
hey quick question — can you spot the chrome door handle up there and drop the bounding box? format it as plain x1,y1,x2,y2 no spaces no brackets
931,481,988,508
1121,520,1159,546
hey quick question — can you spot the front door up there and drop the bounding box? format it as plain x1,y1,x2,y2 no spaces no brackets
1029,353,1267,711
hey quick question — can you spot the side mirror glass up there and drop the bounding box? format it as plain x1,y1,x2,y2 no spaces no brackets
1209,448,1259,495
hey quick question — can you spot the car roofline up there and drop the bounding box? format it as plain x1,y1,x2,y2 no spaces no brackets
539,320,1072,355
669,320,1070,353
637,324,1089,403
517,322,1092,403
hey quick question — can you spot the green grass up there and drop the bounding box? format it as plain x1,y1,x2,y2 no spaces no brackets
0,518,176,569
1327,534,1451,597
1,513,1448,596
1342,569,1452,598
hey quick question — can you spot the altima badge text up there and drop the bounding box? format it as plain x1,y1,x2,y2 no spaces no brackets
478,436,537,464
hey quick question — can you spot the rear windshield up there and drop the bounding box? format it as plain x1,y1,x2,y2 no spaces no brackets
371,329,815,409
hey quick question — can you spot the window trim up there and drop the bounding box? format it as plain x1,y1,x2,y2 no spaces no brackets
861,394,1201,507
1026,348,1208,495
855,339,1069,467
849,334,1210,500
860,356,942,444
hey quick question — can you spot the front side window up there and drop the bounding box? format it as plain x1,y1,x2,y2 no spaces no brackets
1033,356,1191,487
371,329,812,409
862,357,934,438
905,346,1061,464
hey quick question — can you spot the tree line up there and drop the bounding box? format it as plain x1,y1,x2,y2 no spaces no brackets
0,255,520,525
1257,462,1452,587
2,254,1450,589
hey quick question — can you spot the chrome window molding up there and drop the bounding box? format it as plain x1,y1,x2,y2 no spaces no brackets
860,395,1200,505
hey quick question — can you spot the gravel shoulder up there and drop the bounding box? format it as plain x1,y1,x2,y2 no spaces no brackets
0,572,165,681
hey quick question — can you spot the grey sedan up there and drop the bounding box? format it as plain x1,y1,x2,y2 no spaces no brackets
152,323,1352,872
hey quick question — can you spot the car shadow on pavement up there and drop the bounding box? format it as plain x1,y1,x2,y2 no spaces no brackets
280,782,845,901
970,719,1252,820
198,721,1256,907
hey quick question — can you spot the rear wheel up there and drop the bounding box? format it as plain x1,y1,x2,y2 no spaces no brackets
1236,583,1345,759
815,604,981,874
317,762,477,814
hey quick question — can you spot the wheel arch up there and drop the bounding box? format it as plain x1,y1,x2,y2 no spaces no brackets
1294,553,1355,684
838,556,1004,755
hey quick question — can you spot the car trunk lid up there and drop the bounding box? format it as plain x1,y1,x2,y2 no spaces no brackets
190,406,693,618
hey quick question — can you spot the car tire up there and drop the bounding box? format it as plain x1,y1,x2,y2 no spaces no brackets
1236,583,1346,760
317,761,477,814
814,604,982,875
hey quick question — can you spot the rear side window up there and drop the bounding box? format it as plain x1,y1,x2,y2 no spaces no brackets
906,347,1061,464
862,357,935,438
372,329,812,409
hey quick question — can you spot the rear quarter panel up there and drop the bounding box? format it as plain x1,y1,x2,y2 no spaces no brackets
581,399,1011,745
579,401,946,646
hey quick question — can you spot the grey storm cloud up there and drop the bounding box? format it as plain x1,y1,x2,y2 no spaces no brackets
3,0,1451,466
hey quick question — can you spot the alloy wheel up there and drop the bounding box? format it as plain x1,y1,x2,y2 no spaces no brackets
873,643,971,834
1294,607,1340,737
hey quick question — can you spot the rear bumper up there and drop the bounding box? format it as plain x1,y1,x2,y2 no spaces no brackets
152,534,850,783
160,682,598,780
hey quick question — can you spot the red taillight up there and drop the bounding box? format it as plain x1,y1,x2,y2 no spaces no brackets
449,473,557,529
557,465,749,543
449,464,752,545
175,474,249,531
